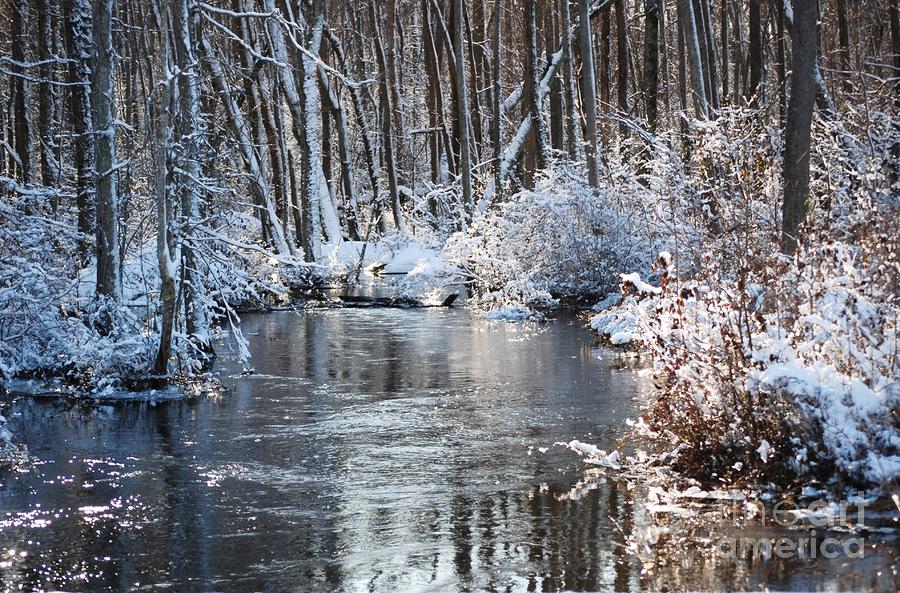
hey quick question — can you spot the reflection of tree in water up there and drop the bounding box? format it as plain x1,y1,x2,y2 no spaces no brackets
558,470,899,592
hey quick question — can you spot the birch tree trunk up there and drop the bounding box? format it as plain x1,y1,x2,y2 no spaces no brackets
300,0,327,256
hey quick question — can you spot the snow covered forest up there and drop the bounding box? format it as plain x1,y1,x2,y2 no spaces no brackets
0,0,898,496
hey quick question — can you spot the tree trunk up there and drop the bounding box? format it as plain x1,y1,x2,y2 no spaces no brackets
599,11,611,141
781,0,817,254
892,0,900,75
731,1,744,104
690,0,712,109
319,70,361,240
776,0,787,121
641,0,660,131
720,0,729,104
262,0,316,257
64,0,95,264
36,0,58,188
465,2,485,160
547,4,564,152
560,0,580,159
578,0,600,188
386,0,409,187
153,6,177,376
424,0,444,185
325,29,387,234
523,0,547,187
614,0,629,133
677,0,689,130
836,0,851,92
491,0,503,199
92,0,121,299
371,1,406,233
11,0,34,183
173,0,210,352
200,35,285,254
698,0,719,110
748,0,764,103
677,0,709,118
452,0,474,211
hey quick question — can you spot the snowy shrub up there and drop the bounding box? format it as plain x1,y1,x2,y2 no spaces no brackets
0,198,157,386
620,201,898,493
443,157,683,310
591,104,900,494
0,193,317,388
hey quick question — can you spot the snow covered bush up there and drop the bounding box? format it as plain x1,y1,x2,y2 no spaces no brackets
443,153,686,311
590,104,899,494
0,195,157,387
0,190,318,389
618,201,898,493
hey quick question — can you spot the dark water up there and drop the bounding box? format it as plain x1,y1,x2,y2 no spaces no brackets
0,309,896,592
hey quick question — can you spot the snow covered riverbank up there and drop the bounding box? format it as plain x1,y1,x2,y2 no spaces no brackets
583,213,900,498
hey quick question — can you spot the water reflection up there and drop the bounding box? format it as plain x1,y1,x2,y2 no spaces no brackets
0,309,896,592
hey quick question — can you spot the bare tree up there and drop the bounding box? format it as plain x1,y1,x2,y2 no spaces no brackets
92,0,121,299
677,0,709,118
453,0,474,211
782,0,817,254
64,0,95,263
491,0,503,198
748,0,764,103
11,0,34,183
578,0,600,188
642,0,660,131
560,0,580,160
371,1,406,232
523,0,547,187
153,2,177,375
36,0,59,188
614,0,629,133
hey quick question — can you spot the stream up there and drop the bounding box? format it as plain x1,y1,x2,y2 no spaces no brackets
0,309,896,592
